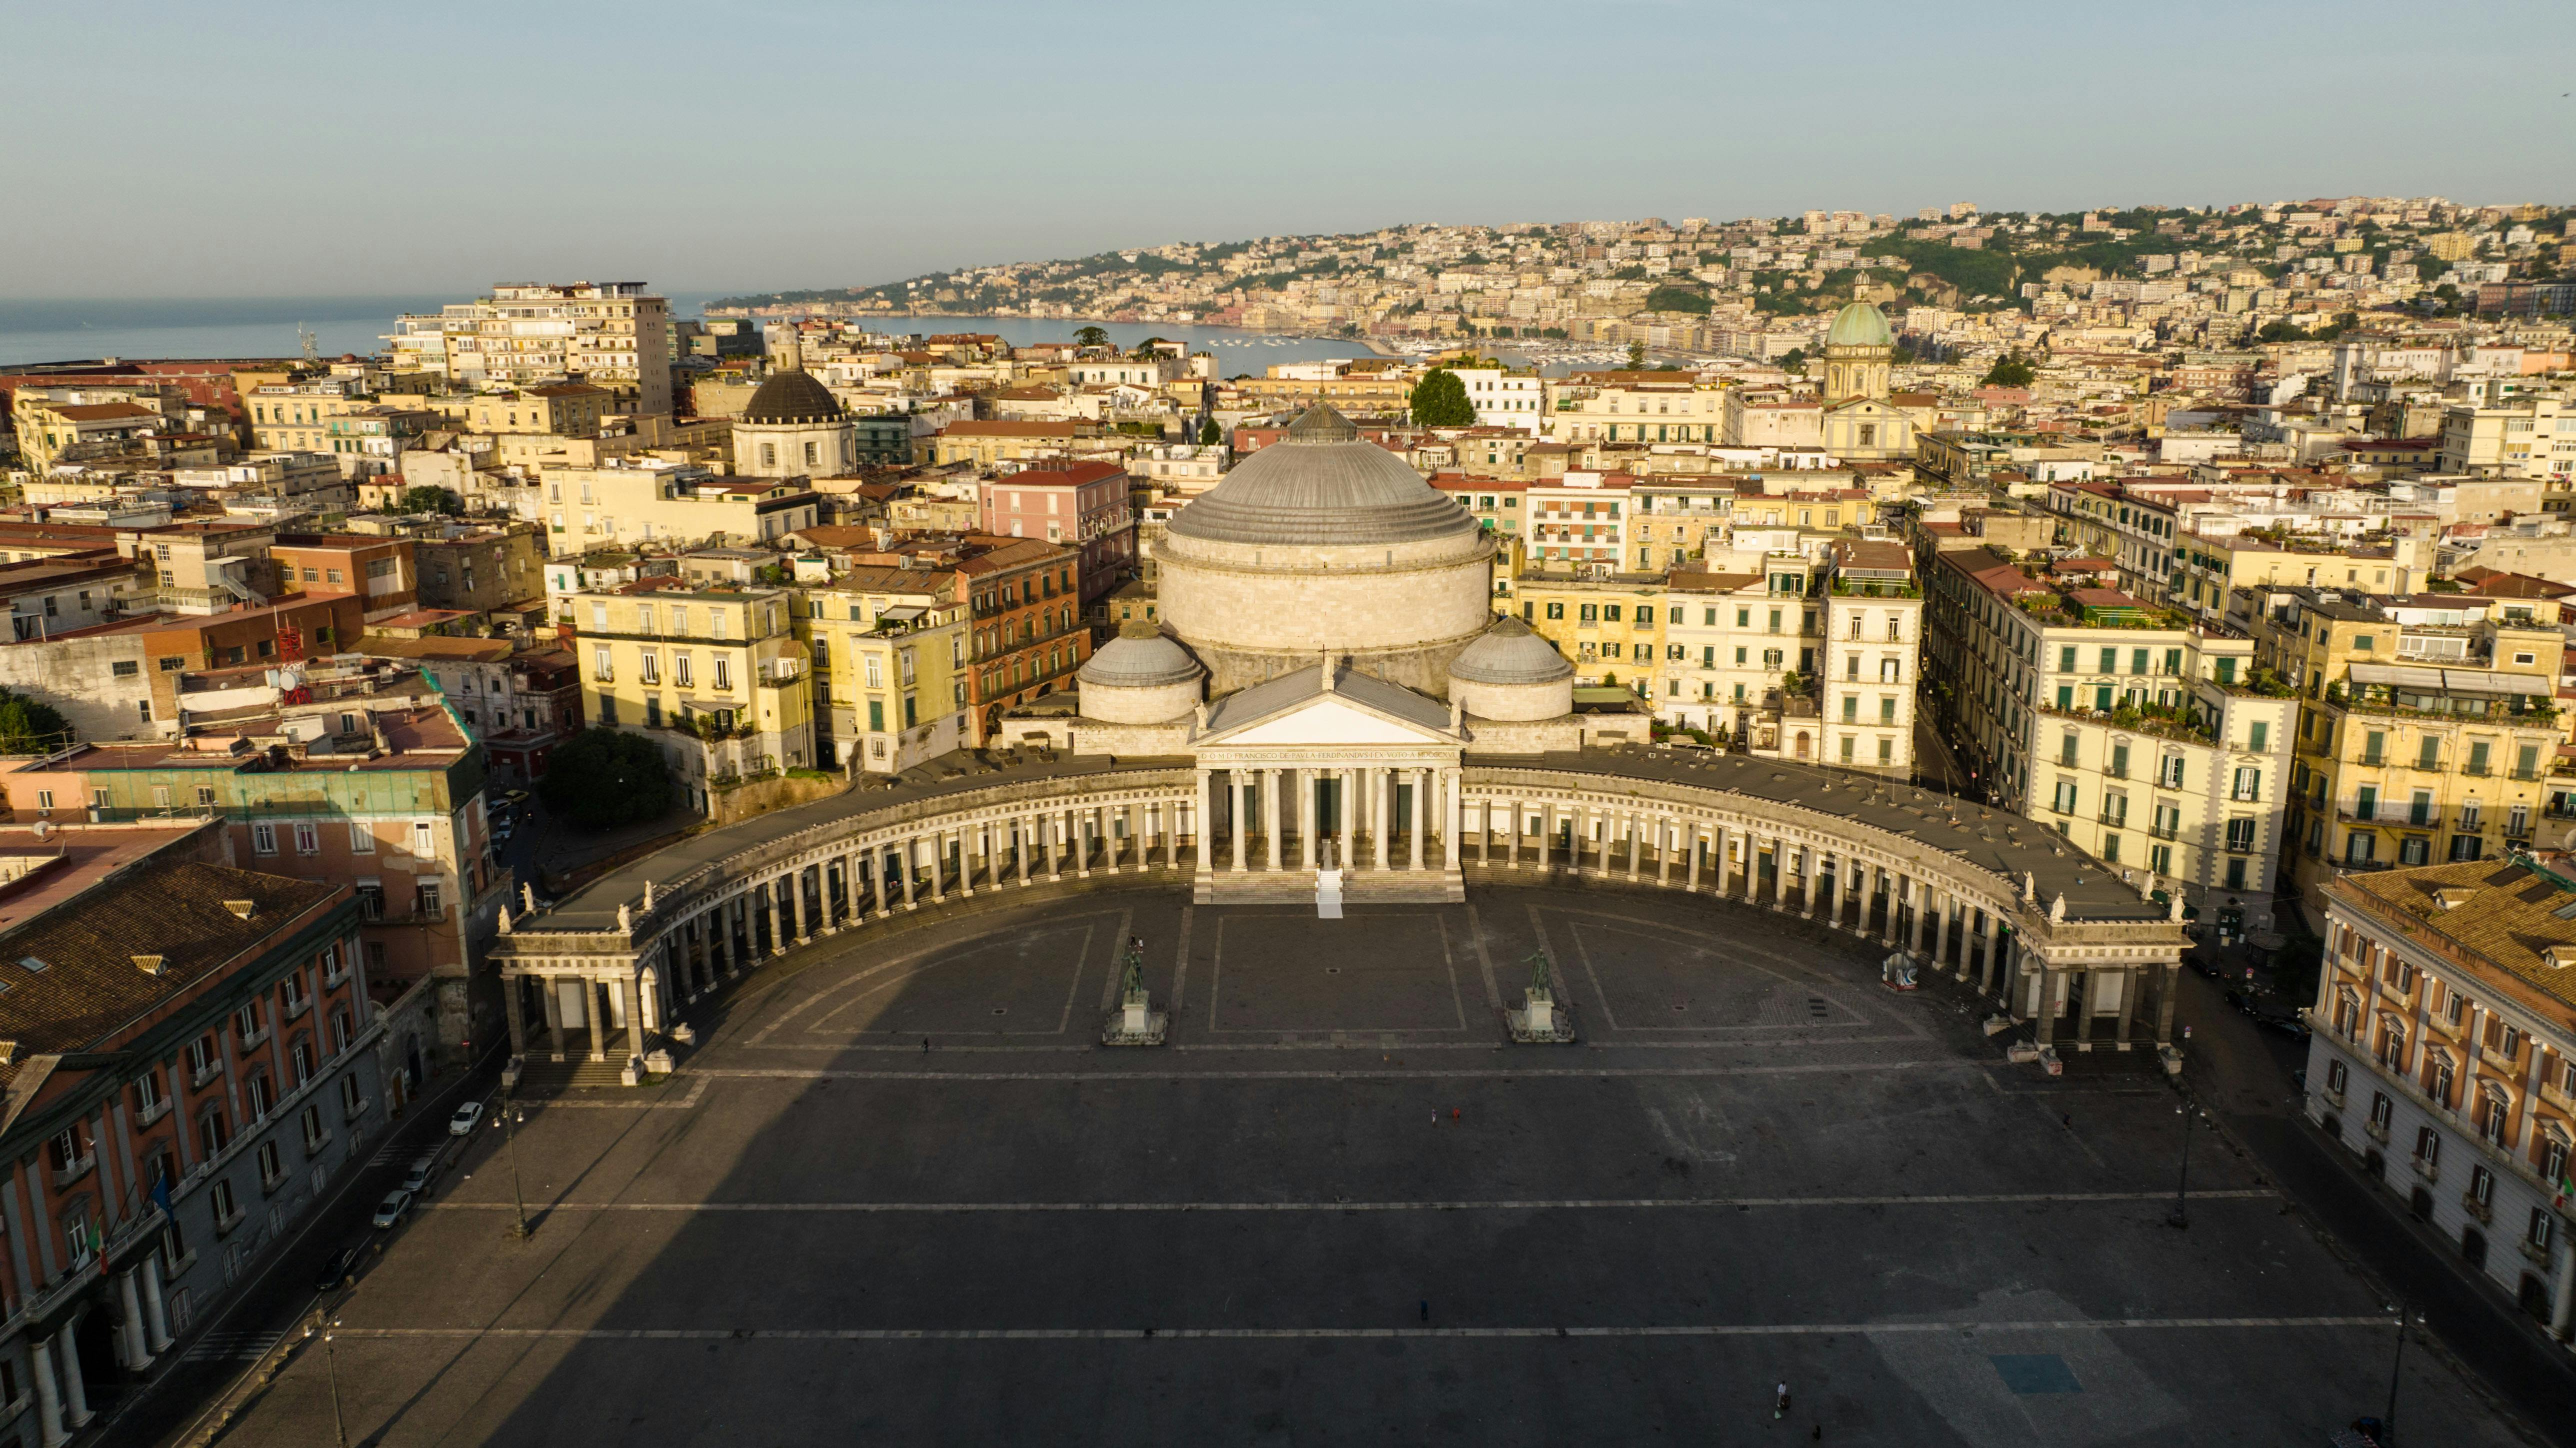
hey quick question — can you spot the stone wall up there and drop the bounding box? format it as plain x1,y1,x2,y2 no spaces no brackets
0,631,157,743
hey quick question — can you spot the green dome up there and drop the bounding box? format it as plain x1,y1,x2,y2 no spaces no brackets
1826,301,1894,349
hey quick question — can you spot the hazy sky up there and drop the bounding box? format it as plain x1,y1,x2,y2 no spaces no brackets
4,0,2570,300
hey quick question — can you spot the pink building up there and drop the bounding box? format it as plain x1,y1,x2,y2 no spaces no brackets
977,460,1136,608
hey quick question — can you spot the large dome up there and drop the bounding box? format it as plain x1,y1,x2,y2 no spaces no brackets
1826,301,1894,350
740,368,845,424
1166,404,1476,547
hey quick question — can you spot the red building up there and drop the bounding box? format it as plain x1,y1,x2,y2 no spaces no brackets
976,460,1136,609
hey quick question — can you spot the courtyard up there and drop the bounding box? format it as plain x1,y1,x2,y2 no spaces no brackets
218,884,2530,1444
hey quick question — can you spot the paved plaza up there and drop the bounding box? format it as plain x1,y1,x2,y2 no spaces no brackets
219,883,2536,1445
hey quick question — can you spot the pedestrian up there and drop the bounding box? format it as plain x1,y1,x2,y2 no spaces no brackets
1450,1107,1461,1121
1419,1300,1430,1323
1774,1382,1790,1419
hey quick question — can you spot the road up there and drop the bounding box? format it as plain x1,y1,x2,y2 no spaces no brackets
2172,937,2576,1444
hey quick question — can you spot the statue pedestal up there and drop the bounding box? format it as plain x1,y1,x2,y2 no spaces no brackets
1102,991,1168,1046
1506,986,1576,1044
1880,950,1919,991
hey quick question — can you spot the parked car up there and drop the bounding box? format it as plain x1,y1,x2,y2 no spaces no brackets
449,1101,484,1135
371,1190,414,1229
400,1154,441,1195
2248,1000,2310,1039
314,1245,361,1292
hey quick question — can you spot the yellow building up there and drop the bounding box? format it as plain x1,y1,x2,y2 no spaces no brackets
574,578,814,803
2172,531,2426,624
1510,570,1666,695
10,389,173,472
464,383,616,437
1544,377,1726,445
797,567,972,774
2256,587,2567,907
388,282,672,415
538,460,820,555
244,377,379,454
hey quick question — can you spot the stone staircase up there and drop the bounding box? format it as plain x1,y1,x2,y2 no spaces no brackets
512,1058,635,1096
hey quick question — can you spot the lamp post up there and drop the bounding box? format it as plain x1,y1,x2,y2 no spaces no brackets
2384,1303,2422,1445
504,1093,530,1240
308,1313,348,1448
2166,1093,2198,1230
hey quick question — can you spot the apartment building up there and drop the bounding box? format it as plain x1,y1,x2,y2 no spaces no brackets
0,831,428,1448
959,537,1090,745
1924,548,2295,927
2253,587,2566,908
2441,395,2576,480
977,460,1136,608
1816,541,1922,777
0,662,499,1043
8,387,180,473
461,383,616,438
388,282,672,416
1548,377,1724,445
1512,570,1664,693
801,568,972,774
573,576,814,794
1447,368,1546,435
2306,859,2576,1340
1522,472,1636,570
534,461,821,556
2174,530,2427,627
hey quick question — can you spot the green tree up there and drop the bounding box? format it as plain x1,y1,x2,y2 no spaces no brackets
1072,325,1109,348
1626,342,1648,369
0,689,70,754
1778,348,1807,375
1408,368,1474,427
1644,284,1712,316
1196,416,1222,446
1982,351,2036,388
538,727,675,829
398,485,462,515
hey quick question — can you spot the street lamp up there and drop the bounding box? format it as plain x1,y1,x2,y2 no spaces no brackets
316,1314,347,1448
504,1094,530,1240
2166,1094,2198,1230
2384,1303,2424,1445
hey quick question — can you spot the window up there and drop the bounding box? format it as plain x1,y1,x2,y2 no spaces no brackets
2249,721,2268,752
2232,767,2262,801
2529,1207,2556,1253
256,1140,282,1187
2470,1164,2496,1208
292,822,318,855
2368,1091,2394,1134
340,1074,364,1120
198,1107,229,1158
302,1103,326,1151
2326,1059,2348,1095
2414,1126,2440,1166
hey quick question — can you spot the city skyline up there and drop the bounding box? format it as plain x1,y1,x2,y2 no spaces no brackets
3,0,2570,299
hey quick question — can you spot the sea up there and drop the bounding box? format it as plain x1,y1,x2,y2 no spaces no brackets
0,298,1602,377
0,294,728,370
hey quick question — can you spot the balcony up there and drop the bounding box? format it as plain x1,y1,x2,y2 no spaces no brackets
49,1155,94,1190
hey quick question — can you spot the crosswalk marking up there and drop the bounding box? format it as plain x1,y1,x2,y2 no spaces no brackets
182,1329,282,1363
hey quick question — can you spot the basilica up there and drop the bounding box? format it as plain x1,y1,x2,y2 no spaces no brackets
492,394,2188,1078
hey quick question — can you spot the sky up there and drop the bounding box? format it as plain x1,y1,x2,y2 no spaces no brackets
3,0,2571,301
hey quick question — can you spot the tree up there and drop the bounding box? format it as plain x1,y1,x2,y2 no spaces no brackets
538,728,674,829
1408,369,1474,427
398,485,462,516
1072,325,1109,349
1196,417,1222,447
1626,342,1648,369
0,689,70,754
1778,348,1808,375
1644,284,1712,316
1982,351,2036,388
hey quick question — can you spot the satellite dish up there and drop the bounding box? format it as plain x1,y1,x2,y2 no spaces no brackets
2560,827,2576,852
30,821,50,842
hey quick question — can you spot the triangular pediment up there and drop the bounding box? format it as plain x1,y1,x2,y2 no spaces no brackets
1208,694,1455,748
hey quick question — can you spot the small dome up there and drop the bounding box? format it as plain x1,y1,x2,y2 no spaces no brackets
1448,616,1574,685
1078,629,1203,689
1166,403,1476,548
740,368,845,424
1826,301,1894,350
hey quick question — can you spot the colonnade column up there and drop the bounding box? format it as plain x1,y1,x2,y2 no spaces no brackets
1980,911,2002,996
1656,817,1674,886
1880,871,1900,947
1192,771,1212,882
1410,767,1428,872
1800,847,1818,919
622,974,646,1062
1340,768,1358,873
1773,841,1791,911
1536,804,1552,871
1442,768,1462,873
1908,880,1928,955
902,838,921,906
1684,824,1702,891
1260,768,1278,871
